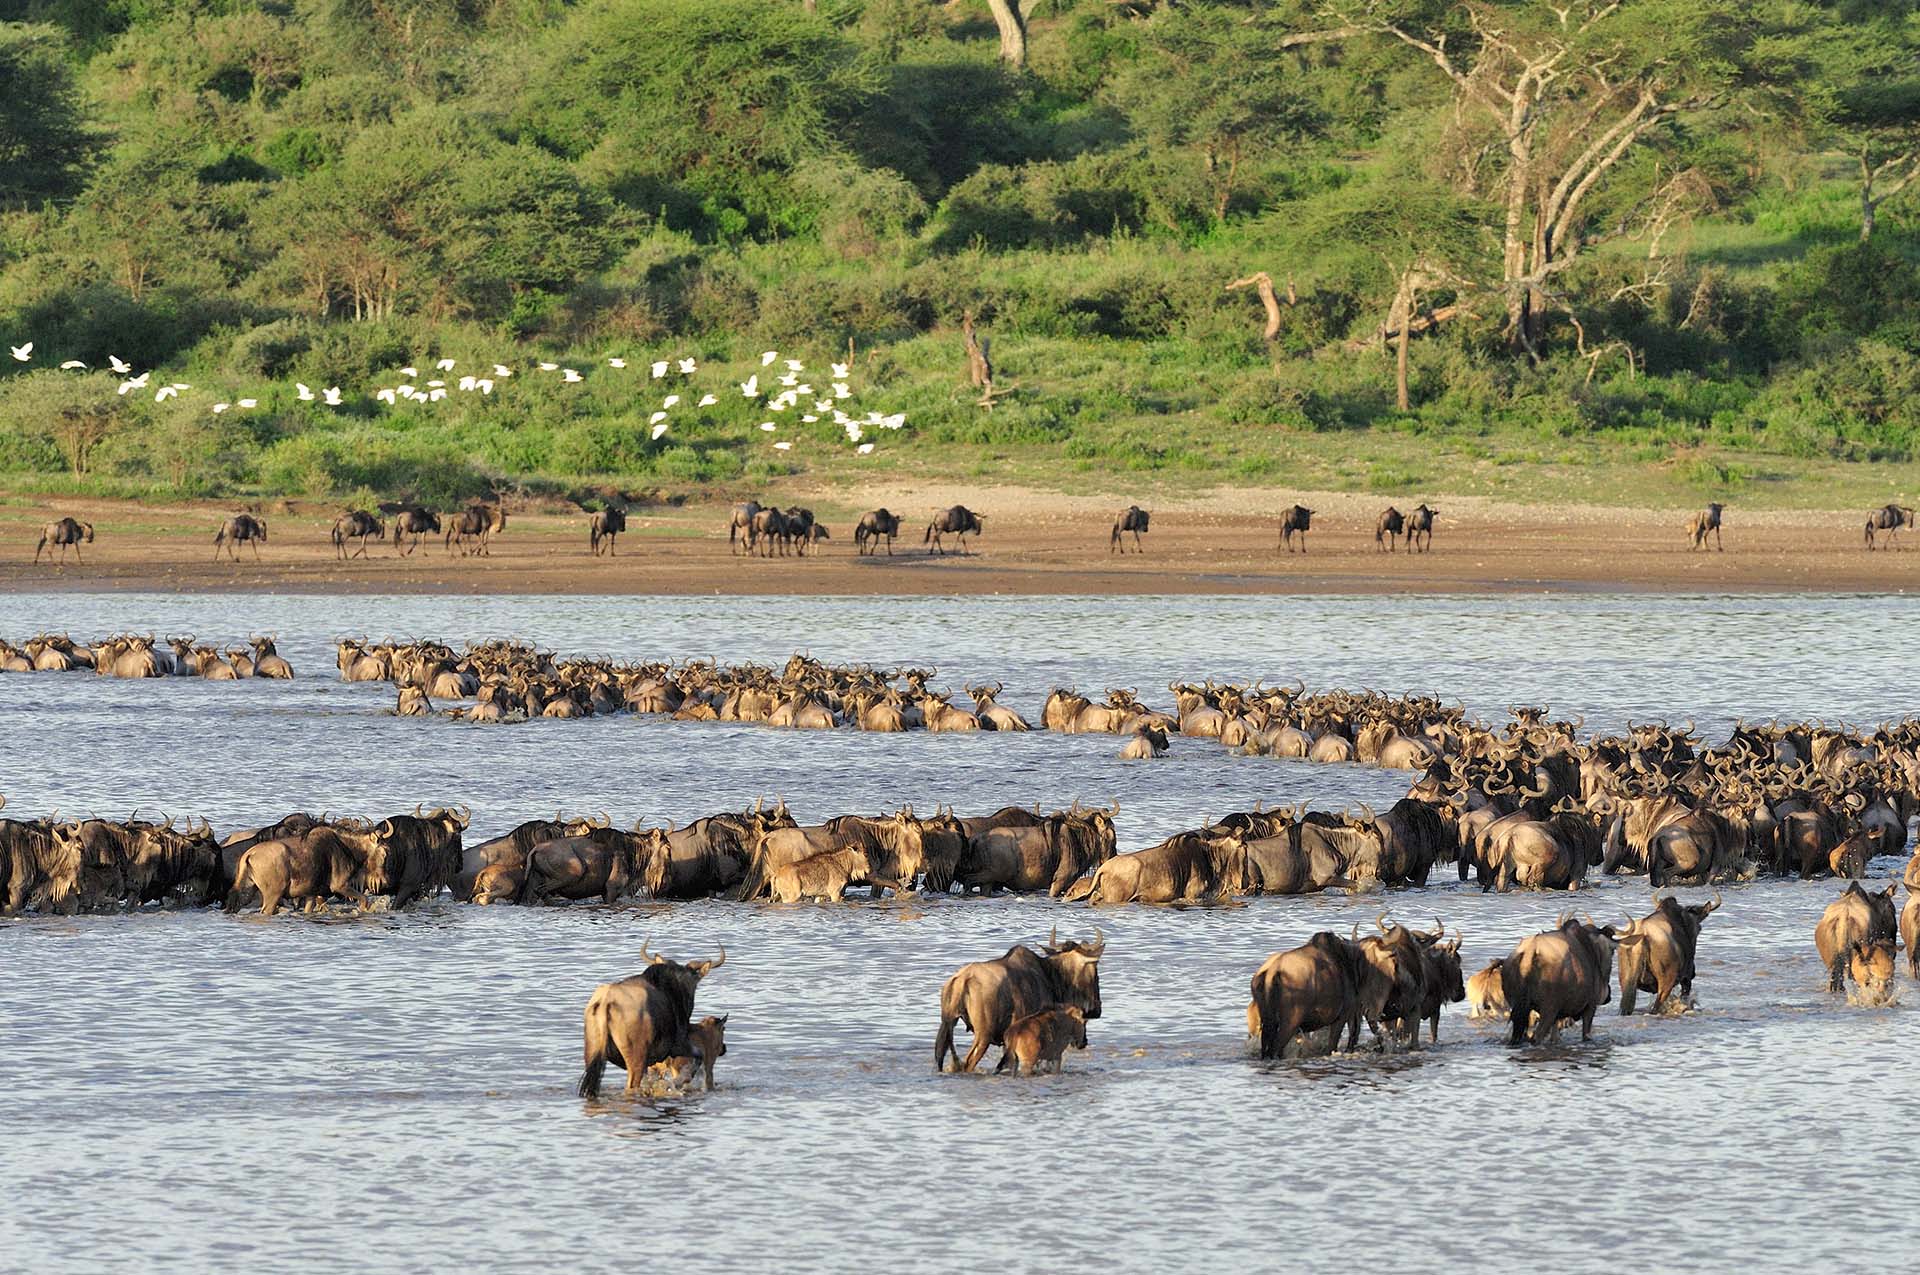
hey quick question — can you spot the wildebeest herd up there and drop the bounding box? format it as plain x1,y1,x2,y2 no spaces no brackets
1,632,293,679
21,498,1920,565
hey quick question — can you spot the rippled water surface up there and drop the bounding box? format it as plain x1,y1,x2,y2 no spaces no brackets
3,592,1917,1272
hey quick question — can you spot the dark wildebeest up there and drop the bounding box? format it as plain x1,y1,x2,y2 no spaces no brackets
1416,933,1467,1043
577,943,726,1097
728,501,762,555
1248,931,1368,1058
331,510,384,560
749,507,793,557
1815,880,1899,992
1110,505,1149,554
956,808,1116,896
935,929,1104,1072
924,505,984,556
453,816,599,901
1686,502,1724,552
1278,504,1313,553
522,829,645,905
1865,503,1916,550
1616,893,1720,1014
1407,503,1438,552
249,636,294,679
1375,506,1405,552
1500,915,1620,1045
590,507,627,555
1002,1006,1088,1075
855,508,902,556
35,517,93,564
213,514,267,561
445,504,505,556
363,807,467,908
392,508,440,556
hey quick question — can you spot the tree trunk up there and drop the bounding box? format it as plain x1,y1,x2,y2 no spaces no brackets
962,310,993,391
1226,271,1295,342
983,0,1028,69
1392,271,1414,412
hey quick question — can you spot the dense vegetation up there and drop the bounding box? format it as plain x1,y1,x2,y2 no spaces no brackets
2,0,1919,509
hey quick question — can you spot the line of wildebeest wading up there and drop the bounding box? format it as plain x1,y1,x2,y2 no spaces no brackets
5,633,1919,1092
25,500,1920,566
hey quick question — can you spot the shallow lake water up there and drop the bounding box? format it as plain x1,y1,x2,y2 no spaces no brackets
2,592,1916,1272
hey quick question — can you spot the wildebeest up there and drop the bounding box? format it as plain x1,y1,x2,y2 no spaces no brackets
1846,939,1897,1004
1249,931,1368,1058
522,829,644,905
924,505,983,556
1375,506,1405,552
331,510,384,560
854,508,902,556
1686,502,1724,552
1110,505,1149,554
363,807,467,908
1616,893,1719,1014
1903,885,1920,979
453,815,600,901
1002,1006,1088,1074
1278,504,1313,553
34,517,93,564
249,636,294,679
728,501,762,554
1815,880,1899,992
650,1014,729,1092
1064,831,1244,905
1499,915,1619,1044
1864,503,1915,550
589,507,627,555
769,846,902,902
956,807,1116,896
1118,722,1169,760
213,514,267,561
445,504,505,556
392,507,440,556
577,943,726,1097
1465,958,1506,1018
226,825,374,916
935,929,1104,1072
1407,503,1438,552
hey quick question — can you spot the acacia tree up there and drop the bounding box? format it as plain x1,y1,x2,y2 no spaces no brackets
0,24,97,207
1812,11,1920,240
1279,1,1776,354
1115,6,1325,224
1308,182,1492,410
983,0,1030,69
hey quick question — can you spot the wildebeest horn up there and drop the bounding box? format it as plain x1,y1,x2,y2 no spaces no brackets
1085,927,1105,958
1703,890,1723,915
1048,924,1059,949
640,939,665,965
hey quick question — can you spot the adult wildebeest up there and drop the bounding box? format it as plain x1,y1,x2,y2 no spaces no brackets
34,517,93,564
363,807,467,908
226,825,375,916
1110,505,1149,554
1249,931,1368,1058
445,504,505,556
213,514,267,561
1904,885,1920,979
1407,503,1438,552
1500,915,1620,1044
1616,893,1720,1014
1815,880,1899,992
589,507,627,555
1375,507,1405,552
578,943,726,1097
392,508,440,556
1278,504,1313,553
855,509,902,556
1065,831,1244,905
1865,503,1915,550
728,501,762,554
1118,723,1169,760
331,510,384,560
1686,502,1724,552
935,929,1104,1072
956,807,1116,896
924,505,983,556
1002,1006,1088,1075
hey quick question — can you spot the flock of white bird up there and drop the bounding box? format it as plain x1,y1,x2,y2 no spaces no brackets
5,340,909,457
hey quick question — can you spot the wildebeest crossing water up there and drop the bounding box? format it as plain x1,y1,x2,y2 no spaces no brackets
2,591,1917,1273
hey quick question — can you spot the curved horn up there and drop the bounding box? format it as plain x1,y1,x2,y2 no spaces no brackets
640,939,665,965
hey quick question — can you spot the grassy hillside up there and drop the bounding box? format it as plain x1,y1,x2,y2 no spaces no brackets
3,0,1920,512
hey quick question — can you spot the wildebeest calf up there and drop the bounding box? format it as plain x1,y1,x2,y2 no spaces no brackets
1002,1005,1087,1074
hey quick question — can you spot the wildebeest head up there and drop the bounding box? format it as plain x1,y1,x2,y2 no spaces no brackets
638,940,727,1024
1848,940,1896,1005
1041,927,1105,1020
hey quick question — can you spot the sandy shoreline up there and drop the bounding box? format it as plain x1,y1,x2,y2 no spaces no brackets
2,486,1917,596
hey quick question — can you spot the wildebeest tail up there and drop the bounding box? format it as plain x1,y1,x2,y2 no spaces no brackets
224,848,255,913
1827,950,1848,994
578,991,609,1098
923,521,934,544
934,975,964,1071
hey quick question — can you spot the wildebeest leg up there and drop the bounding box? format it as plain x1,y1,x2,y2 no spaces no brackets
258,883,284,917
249,538,261,560
993,1049,1014,1074
958,1031,993,1073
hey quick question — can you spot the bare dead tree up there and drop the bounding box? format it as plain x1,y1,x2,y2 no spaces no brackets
961,310,1014,410
1859,145,1920,241
1225,271,1298,342
983,0,1029,68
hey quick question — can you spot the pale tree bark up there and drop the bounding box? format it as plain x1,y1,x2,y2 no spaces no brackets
1859,146,1920,241
1226,271,1297,342
1296,6,1689,356
983,0,1028,69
